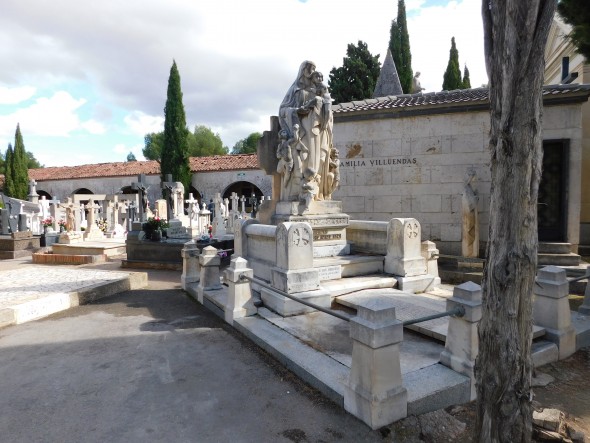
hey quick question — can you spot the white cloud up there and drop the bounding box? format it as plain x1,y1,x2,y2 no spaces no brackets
0,85,36,104
123,111,164,136
81,119,106,135
0,91,86,140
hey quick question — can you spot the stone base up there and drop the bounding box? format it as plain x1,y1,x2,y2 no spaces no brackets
439,350,476,400
261,287,331,316
544,326,577,360
271,267,320,294
384,256,427,277
274,200,344,216
396,274,441,293
313,243,350,258
58,232,83,244
344,384,408,430
83,227,106,241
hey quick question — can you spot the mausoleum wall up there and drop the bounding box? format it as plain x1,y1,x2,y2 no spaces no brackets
191,169,272,202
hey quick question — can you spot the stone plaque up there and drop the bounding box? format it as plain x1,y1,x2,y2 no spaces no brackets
317,265,342,281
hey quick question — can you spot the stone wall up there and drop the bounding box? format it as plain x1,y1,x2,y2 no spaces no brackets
191,169,272,201
332,104,584,254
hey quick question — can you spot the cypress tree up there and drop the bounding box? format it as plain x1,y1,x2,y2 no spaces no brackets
11,124,29,200
161,60,191,193
442,37,462,90
389,0,413,93
3,144,14,197
462,65,472,89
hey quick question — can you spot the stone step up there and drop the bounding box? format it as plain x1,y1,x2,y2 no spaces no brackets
538,252,581,267
538,242,572,254
579,245,590,257
313,254,384,281
335,288,547,343
321,275,397,297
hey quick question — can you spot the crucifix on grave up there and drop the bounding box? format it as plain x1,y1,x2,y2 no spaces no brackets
249,193,258,219
161,174,176,221
185,193,200,230
131,174,149,223
60,198,79,232
47,197,61,231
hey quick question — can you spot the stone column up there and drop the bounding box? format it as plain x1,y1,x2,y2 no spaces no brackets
344,298,407,429
439,281,481,400
533,266,576,359
181,240,200,291
197,246,223,304
224,257,256,325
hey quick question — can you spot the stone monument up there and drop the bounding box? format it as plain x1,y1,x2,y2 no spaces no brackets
259,60,347,258
461,168,479,257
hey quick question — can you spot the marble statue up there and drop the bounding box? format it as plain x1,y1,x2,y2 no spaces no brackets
277,61,340,208
461,169,479,257
412,72,425,93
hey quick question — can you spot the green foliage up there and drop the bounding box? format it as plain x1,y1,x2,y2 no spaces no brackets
144,126,227,161
232,132,261,154
191,125,228,156
328,40,381,104
389,0,413,93
557,0,590,60
462,65,472,89
161,60,191,191
126,152,137,162
26,151,43,169
143,132,164,161
9,125,30,200
3,144,14,197
442,37,463,90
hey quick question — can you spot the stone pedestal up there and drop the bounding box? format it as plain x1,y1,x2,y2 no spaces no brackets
224,257,256,325
344,298,407,429
439,281,481,400
58,232,83,244
197,246,223,303
272,201,350,258
181,240,200,290
262,222,330,316
533,266,576,359
166,219,188,239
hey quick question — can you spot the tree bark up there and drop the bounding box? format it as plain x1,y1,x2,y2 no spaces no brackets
475,1,555,442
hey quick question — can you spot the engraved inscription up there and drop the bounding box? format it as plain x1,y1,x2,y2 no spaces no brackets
406,222,419,238
292,228,311,247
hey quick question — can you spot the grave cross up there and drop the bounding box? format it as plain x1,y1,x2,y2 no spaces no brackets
47,197,61,231
131,174,149,222
248,193,258,219
28,179,39,204
185,193,199,228
231,192,239,213
161,174,176,221
239,195,246,216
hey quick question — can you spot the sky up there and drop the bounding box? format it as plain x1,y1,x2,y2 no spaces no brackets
0,0,486,168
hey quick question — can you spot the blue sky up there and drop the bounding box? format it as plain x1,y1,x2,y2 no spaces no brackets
0,0,486,167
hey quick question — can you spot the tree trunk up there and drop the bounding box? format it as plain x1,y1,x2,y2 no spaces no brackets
475,1,555,442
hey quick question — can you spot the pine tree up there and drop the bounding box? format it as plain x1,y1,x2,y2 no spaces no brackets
557,0,590,60
161,60,191,192
389,0,413,93
328,41,381,104
462,65,472,89
3,144,14,197
11,124,29,200
442,37,463,90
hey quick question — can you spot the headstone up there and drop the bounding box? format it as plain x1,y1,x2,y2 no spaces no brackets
28,179,39,204
461,169,479,257
213,193,226,236
240,195,247,217
384,218,427,277
185,193,200,237
83,200,105,240
155,199,167,220
47,198,61,232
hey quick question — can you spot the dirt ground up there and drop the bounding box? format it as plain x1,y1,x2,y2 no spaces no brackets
386,346,590,442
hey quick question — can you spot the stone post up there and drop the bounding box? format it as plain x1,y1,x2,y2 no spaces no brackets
421,240,440,278
578,270,590,315
181,240,200,291
224,257,256,325
344,298,407,430
439,281,481,400
533,266,576,359
0,209,9,235
197,246,223,303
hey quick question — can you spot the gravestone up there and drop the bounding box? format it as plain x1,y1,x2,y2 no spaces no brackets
132,174,149,223
83,200,106,240
185,193,200,237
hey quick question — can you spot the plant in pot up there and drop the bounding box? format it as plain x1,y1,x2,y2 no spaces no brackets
143,216,169,241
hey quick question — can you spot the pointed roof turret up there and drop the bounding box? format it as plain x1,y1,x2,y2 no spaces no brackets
373,49,403,98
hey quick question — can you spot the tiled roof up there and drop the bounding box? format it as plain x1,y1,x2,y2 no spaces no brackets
189,154,259,171
19,154,259,182
333,84,590,114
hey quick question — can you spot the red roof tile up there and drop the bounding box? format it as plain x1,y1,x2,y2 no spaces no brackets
17,154,260,182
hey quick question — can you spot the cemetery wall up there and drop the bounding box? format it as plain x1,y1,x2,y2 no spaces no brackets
191,169,272,202
332,103,584,254
37,175,162,209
